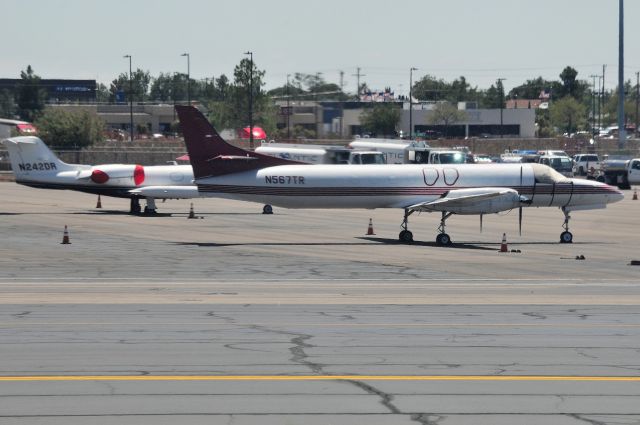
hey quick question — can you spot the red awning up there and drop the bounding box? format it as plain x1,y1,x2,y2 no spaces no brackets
240,126,266,139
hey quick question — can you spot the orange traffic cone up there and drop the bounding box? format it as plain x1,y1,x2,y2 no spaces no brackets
188,203,196,219
96,195,102,208
366,218,375,235
61,225,71,244
499,233,508,252
633,189,638,200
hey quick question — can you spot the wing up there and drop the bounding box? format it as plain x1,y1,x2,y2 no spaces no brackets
407,187,527,215
128,186,199,199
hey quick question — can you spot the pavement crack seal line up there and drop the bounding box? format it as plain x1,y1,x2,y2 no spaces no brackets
247,325,325,374
411,413,445,425
567,414,609,425
347,379,400,414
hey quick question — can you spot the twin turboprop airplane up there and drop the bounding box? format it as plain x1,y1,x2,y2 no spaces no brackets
175,105,623,245
2,136,196,214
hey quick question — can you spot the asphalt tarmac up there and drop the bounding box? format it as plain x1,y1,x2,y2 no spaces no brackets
1,182,639,425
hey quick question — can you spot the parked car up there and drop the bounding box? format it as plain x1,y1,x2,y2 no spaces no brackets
572,154,600,176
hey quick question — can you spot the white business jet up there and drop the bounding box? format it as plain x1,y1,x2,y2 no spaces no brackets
174,105,623,245
2,136,196,214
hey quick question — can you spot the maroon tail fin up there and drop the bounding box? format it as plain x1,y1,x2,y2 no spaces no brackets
175,105,301,179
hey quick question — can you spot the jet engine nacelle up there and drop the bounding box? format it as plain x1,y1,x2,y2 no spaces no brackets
430,188,523,215
83,164,145,185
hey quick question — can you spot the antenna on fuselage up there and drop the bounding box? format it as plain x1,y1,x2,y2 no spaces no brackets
519,166,524,236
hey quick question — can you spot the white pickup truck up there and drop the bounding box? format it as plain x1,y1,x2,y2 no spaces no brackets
572,154,600,176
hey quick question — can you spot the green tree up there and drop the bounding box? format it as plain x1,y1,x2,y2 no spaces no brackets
549,96,587,134
411,75,479,103
95,83,110,103
481,80,505,109
427,102,467,137
110,68,151,102
34,108,104,148
0,89,16,118
558,66,589,101
412,74,449,101
360,103,401,136
509,76,559,100
204,59,277,135
16,65,47,121
603,81,637,128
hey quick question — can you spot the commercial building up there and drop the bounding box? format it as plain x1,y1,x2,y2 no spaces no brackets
275,100,536,139
0,79,96,102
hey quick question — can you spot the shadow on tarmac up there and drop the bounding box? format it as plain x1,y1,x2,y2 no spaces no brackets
173,237,604,250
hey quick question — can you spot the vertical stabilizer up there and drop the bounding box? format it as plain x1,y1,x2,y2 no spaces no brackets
2,136,76,180
175,105,300,179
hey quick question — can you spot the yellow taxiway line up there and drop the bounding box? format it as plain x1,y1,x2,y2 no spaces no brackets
1,375,639,382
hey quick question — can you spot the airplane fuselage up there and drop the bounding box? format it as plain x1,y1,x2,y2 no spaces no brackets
196,163,622,212
16,164,194,198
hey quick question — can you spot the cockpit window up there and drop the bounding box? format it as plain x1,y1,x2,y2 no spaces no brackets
530,163,571,184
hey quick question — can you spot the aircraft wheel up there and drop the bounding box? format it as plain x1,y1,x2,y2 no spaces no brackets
560,231,573,244
436,233,452,246
262,204,273,214
399,230,413,243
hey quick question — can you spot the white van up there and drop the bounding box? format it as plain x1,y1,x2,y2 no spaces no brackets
539,155,574,177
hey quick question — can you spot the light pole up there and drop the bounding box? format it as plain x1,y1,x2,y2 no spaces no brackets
123,54,133,142
286,74,291,139
181,53,190,104
409,67,417,140
635,71,639,138
244,51,254,149
497,78,506,138
617,0,626,148
598,75,603,133
589,74,598,135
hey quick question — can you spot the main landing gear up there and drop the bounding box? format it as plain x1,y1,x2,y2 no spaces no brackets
560,207,573,243
398,209,454,246
398,209,414,243
130,198,141,215
144,197,157,215
436,212,453,246
129,197,157,215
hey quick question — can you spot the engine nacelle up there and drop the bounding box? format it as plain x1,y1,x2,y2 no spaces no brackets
88,164,145,185
429,188,523,215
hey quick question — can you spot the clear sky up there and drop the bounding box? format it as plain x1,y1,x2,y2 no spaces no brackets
1,0,637,96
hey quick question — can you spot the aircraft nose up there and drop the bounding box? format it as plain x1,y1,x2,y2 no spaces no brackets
611,188,624,203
